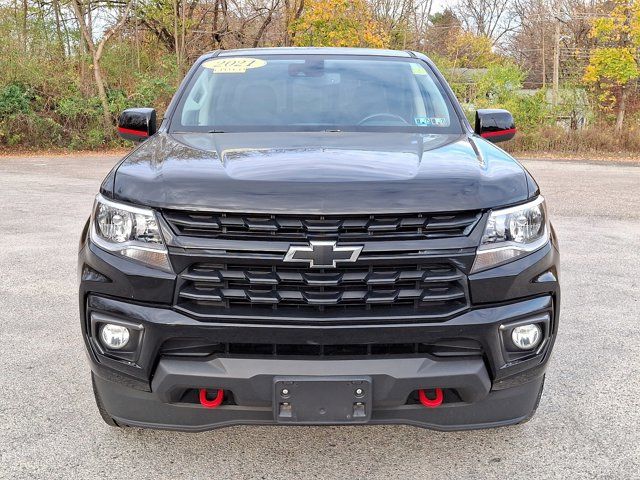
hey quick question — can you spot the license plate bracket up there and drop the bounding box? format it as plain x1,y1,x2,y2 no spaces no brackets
273,376,372,424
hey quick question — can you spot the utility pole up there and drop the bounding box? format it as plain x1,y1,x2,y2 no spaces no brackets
552,13,560,107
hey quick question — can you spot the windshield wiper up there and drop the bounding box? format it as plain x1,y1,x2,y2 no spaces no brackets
208,129,227,133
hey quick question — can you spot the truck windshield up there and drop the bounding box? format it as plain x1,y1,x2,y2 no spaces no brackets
170,54,462,133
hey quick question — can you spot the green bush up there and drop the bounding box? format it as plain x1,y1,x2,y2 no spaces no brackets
131,73,175,111
503,90,551,133
107,89,129,118
0,84,32,116
474,64,524,103
56,93,103,123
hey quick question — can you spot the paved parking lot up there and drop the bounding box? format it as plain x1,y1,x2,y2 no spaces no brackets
1,154,639,479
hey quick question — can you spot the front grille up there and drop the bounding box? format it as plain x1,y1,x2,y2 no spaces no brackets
163,210,481,241
168,208,479,322
160,338,483,358
175,261,469,320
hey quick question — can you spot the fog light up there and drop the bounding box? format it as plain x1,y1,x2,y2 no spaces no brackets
100,323,130,350
511,324,542,350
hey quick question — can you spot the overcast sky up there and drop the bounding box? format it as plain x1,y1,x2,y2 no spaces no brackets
431,0,448,13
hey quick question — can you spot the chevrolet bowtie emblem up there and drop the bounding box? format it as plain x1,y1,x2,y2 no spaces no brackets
284,241,363,268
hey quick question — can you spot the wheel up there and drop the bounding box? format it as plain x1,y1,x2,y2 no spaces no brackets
516,375,545,425
91,373,123,428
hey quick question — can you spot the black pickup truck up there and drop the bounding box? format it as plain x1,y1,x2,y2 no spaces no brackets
79,47,560,431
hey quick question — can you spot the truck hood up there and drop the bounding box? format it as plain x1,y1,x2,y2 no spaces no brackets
109,131,530,213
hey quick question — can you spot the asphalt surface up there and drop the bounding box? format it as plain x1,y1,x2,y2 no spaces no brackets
0,154,639,479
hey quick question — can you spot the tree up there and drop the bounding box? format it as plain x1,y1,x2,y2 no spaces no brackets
283,0,305,45
370,0,434,50
70,0,132,135
584,0,640,131
422,9,462,59
447,31,500,68
134,0,281,61
422,9,499,68
290,0,389,48
454,0,520,45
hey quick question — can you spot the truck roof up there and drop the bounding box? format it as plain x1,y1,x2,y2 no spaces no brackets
214,47,414,58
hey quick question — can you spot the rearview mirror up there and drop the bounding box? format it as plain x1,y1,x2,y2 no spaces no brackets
117,108,157,141
475,109,516,143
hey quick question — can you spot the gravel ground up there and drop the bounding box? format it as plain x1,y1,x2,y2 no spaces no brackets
0,154,639,479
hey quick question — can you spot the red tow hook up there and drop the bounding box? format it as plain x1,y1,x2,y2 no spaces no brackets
199,389,224,408
418,388,444,408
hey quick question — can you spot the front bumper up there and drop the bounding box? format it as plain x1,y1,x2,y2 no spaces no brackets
84,291,556,430
94,360,544,431
80,226,560,431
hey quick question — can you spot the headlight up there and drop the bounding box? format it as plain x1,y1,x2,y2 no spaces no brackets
90,194,172,272
472,196,549,273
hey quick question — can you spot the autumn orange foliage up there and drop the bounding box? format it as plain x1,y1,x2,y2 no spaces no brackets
290,0,389,48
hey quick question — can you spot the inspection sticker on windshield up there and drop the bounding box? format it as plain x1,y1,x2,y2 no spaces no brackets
202,57,267,73
415,117,447,126
411,64,428,75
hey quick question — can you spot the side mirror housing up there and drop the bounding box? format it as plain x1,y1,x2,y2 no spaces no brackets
117,108,157,141
475,109,516,143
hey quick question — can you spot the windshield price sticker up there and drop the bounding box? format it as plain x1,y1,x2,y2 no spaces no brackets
202,58,267,73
